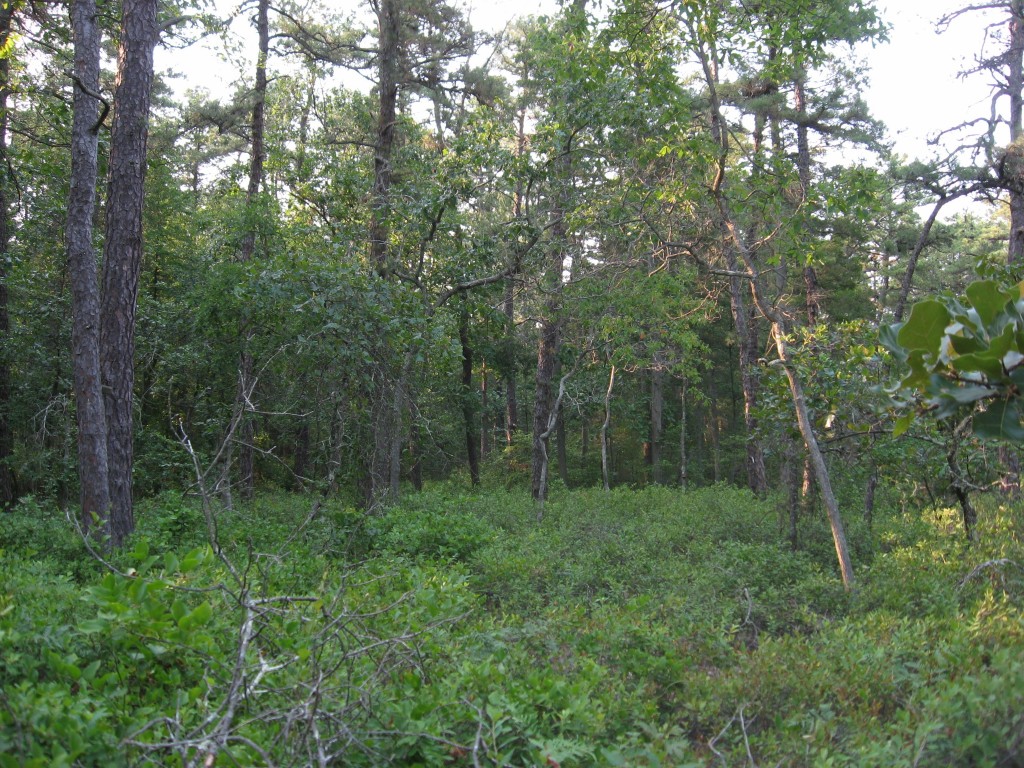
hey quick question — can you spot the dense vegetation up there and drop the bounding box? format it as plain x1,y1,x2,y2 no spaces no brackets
4,0,1024,763
3,486,1023,765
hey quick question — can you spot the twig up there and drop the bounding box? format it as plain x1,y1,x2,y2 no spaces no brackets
708,711,737,768
957,558,1022,590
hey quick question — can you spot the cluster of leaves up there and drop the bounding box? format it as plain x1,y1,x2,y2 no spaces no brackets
882,279,1024,440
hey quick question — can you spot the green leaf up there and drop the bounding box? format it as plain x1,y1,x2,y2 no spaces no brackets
966,280,1012,326
879,322,905,358
133,539,150,561
951,352,1004,381
892,412,915,438
988,324,1017,359
974,400,1024,442
949,334,984,355
898,300,951,353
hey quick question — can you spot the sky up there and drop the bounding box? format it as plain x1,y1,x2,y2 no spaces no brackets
865,0,1001,161
158,0,1007,166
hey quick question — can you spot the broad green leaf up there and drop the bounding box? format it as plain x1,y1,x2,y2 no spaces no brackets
966,280,1012,326
879,322,905,358
950,352,1004,381
974,399,1024,442
892,412,915,437
900,349,931,389
898,300,950,353
989,324,1016,358
949,334,984,355
944,384,997,405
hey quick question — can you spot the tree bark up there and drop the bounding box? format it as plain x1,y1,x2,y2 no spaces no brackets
370,0,400,276
1008,2,1024,263
66,0,111,531
99,0,159,547
0,6,16,507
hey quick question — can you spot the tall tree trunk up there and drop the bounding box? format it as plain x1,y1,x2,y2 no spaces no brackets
794,73,822,325
601,365,616,492
725,261,768,494
370,0,400,276
459,301,480,486
503,279,519,445
556,395,569,486
99,0,159,548
1009,2,1024,263
480,360,490,459
503,105,527,448
707,377,721,483
531,290,560,500
678,379,688,489
649,366,663,484
531,138,570,501
292,423,309,489
236,0,270,501
0,6,16,508
66,0,111,530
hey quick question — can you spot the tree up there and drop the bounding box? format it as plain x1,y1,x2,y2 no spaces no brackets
99,0,160,546
66,0,111,532
235,0,270,503
681,1,856,587
0,4,16,507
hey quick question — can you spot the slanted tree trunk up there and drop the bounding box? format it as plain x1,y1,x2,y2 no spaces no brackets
99,0,159,548
66,0,110,531
0,6,16,508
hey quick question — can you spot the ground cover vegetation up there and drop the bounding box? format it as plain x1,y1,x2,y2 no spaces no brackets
3,0,1024,763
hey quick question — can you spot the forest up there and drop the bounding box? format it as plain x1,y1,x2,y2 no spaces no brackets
2,0,1024,764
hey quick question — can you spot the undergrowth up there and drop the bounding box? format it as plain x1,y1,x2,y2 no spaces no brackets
2,485,1023,765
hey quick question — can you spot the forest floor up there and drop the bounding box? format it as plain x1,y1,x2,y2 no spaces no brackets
2,483,1023,766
